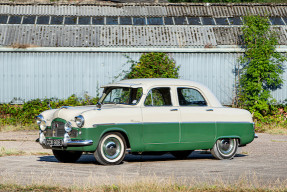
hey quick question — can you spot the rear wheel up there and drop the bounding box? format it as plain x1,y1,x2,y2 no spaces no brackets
211,138,238,160
52,150,83,163
171,150,193,159
94,132,127,165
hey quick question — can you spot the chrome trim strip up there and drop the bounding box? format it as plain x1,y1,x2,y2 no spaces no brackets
65,140,93,146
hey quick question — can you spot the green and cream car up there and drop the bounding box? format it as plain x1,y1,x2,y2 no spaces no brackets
36,78,256,165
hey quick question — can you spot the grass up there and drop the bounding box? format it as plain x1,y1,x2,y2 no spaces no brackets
0,124,38,132
256,123,287,135
0,147,51,157
0,179,287,192
0,147,25,157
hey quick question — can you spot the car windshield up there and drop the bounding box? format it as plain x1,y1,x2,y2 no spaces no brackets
102,87,143,105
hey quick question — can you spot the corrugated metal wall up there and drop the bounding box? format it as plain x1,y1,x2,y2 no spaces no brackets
1,52,286,105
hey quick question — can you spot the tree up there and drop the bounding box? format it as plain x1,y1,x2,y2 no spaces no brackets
125,53,179,79
238,15,285,119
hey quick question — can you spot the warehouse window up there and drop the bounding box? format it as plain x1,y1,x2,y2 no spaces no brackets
215,18,229,25
174,17,187,25
51,16,63,25
187,17,201,25
22,16,35,24
36,16,50,24
201,17,215,25
164,17,173,25
78,17,91,25
8,16,22,24
65,16,77,25
269,17,285,25
92,17,104,25
133,17,146,25
120,17,132,25
147,17,163,25
0,15,8,24
106,17,118,25
228,17,242,25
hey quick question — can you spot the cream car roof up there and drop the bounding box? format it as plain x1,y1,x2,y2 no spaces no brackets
102,78,222,107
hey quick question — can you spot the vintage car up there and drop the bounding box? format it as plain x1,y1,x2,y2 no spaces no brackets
36,78,256,165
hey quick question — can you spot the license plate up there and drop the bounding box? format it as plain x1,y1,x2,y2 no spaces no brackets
46,139,63,147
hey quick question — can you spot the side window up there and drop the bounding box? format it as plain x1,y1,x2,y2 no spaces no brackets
177,88,207,106
144,87,172,106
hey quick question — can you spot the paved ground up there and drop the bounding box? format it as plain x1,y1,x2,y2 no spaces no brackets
0,131,287,187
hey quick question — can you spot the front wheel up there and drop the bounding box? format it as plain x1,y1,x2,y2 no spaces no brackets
52,150,83,163
211,138,238,160
94,132,127,165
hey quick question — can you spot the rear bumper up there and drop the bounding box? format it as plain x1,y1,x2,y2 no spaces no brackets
254,134,258,138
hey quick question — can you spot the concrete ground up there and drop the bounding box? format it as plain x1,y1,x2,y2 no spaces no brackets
0,131,286,187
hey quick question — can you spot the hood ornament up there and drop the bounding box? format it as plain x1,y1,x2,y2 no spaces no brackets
96,102,102,109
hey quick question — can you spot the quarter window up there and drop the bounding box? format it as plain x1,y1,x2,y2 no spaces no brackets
177,88,207,106
144,87,172,106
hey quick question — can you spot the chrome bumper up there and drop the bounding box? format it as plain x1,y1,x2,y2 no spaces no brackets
64,140,93,147
254,134,258,138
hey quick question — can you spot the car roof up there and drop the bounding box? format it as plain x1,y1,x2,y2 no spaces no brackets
102,78,206,88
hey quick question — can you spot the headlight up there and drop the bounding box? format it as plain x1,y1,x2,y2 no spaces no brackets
36,115,44,125
75,115,84,128
64,121,72,133
39,120,47,131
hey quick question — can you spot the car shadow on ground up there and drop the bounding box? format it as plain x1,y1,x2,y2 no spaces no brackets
37,151,247,164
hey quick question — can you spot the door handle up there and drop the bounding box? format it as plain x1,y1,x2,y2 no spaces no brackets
206,109,213,112
170,109,178,111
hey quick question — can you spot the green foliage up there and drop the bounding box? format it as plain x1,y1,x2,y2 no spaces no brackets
0,94,99,127
125,53,179,79
238,15,286,119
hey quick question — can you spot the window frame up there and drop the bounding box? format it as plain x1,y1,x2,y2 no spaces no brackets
144,87,173,107
176,87,209,107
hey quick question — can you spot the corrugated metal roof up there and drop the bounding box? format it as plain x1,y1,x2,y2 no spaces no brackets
1,25,287,47
0,4,287,17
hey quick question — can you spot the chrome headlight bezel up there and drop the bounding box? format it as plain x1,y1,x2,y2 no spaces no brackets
39,120,47,131
64,121,72,133
36,115,44,125
75,115,85,128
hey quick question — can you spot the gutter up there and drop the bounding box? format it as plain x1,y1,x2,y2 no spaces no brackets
1,46,287,53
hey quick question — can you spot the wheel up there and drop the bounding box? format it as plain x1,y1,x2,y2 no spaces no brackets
211,138,238,160
52,150,82,163
171,150,193,159
94,132,127,165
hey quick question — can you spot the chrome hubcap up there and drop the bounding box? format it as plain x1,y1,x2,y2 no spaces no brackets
102,137,121,159
218,139,235,155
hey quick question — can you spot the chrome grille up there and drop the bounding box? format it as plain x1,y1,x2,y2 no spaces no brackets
51,121,65,137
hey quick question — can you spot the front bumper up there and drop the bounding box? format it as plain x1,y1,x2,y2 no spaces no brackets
36,138,93,147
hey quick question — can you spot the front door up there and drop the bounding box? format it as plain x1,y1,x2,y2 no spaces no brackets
142,87,180,144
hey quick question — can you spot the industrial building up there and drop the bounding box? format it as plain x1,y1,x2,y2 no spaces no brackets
0,3,287,104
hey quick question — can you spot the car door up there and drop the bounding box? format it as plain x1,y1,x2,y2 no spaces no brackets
142,87,180,144
177,87,216,146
